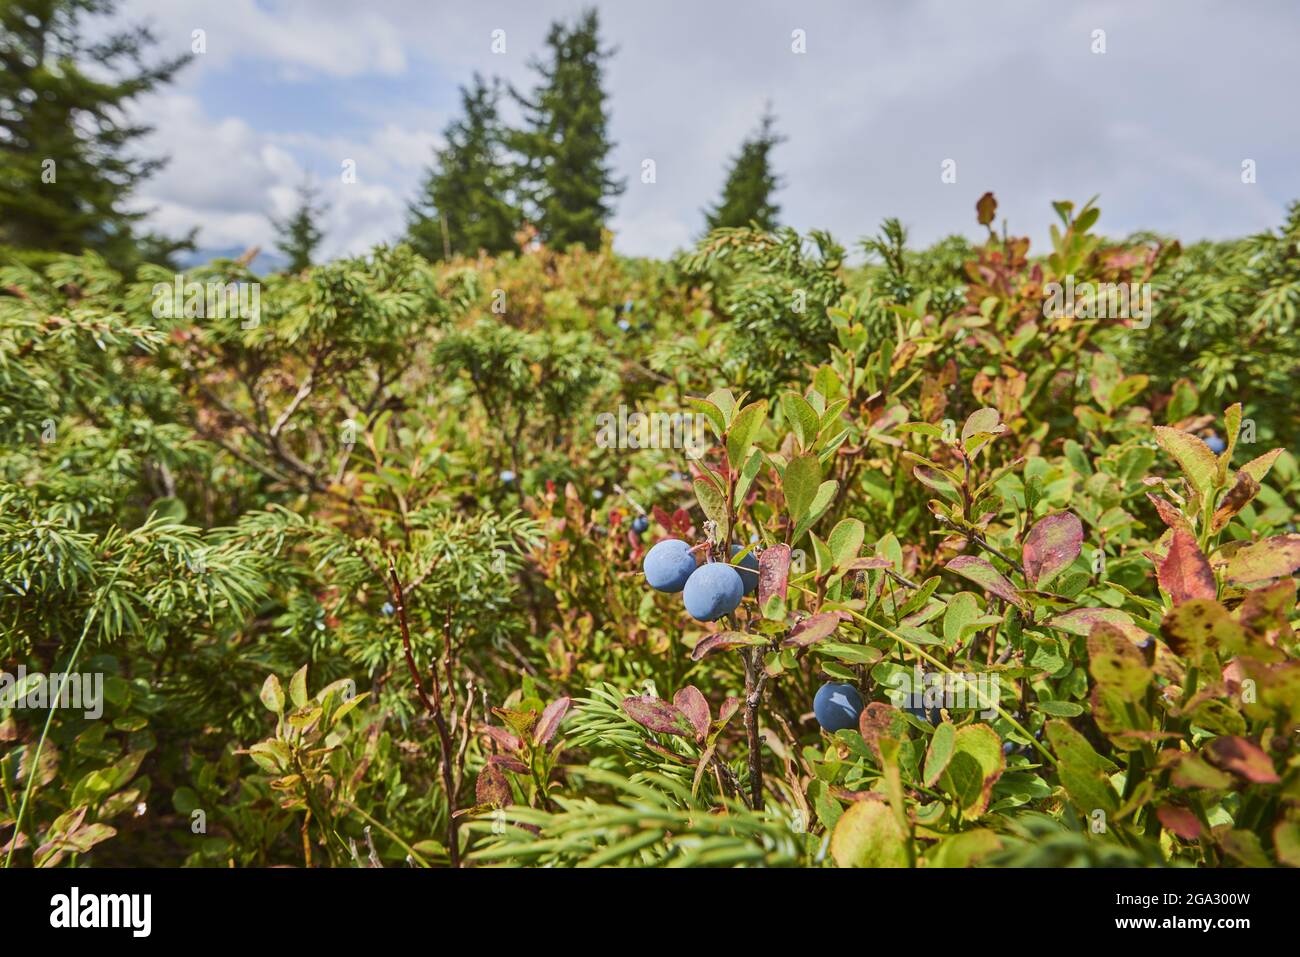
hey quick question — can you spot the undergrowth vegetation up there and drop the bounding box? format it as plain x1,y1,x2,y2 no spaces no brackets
2,194,1298,868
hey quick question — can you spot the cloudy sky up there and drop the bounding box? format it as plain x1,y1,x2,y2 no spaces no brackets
115,0,1300,262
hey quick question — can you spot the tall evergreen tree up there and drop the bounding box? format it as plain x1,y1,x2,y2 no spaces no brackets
0,0,192,269
704,109,785,233
272,180,328,272
408,74,517,261
511,8,624,251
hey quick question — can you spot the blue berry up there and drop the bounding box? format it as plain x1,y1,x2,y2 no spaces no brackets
632,515,650,534
814,682,864,732
499,469,516,483
1204,433,1226,455
642,539,697,593
729,545,760,595
682,562,744,621
381,602,394,616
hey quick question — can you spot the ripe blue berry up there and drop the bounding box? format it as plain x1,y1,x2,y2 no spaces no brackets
499,469,516,483
682,562,744,621
729,545,760,595
642,538,697,593
632,515,649,534
813,682,863,732
1204,433,1226,455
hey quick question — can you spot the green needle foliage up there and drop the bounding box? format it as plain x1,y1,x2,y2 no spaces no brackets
408,74,519,261
271,181,329,274
703,108,785,234
510,8,625,251
0,0,194,271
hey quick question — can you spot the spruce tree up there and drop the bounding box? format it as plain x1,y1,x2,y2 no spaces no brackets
408,74,517,260
272,180,328,272
703,109,785,233
511,9,624,251
0,0,192,269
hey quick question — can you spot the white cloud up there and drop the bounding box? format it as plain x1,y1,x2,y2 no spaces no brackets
116,0,1300,261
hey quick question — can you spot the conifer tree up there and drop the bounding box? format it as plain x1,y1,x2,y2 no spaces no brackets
272,180,328,272
703,109,785,233
0,0,192,269
408,74,518,261
511,8,624,251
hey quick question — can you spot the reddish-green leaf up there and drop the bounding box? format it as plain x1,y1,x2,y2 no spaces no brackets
781,611,845,649
1022,512,1083,588
1205,736,1280,784
619,695,691,736
672,686,711,742
945,555,1025,609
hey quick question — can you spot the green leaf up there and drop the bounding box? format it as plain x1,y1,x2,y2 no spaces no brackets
693,478,728,530
830,799,910,868
1045,720,1119,817
288,665,309,709
733,447,764,510
1154,425,1218,496
942,592,980,648
923,721,956,786
706,388,736,427
686,396,725,439
259,674,284,715
828,518,864,569
938,724,1005,820
726,400,767,471
783,453,821,522
781,392,821,450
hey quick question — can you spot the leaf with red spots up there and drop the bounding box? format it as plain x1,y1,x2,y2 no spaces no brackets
757,543,791,606
475,762,512,807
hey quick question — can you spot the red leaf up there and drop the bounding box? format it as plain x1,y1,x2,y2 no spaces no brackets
1146,492,1193,534
717,696,740,724
757,543,791,606
1157,529,1216,605
672,686,711,742
485,753,528,774
1022,512,1083,588
1205,735,1280,784
781,611,845,649
620,695,691,736
533,696,571,746
480,724,522,753
1156,805,1202,841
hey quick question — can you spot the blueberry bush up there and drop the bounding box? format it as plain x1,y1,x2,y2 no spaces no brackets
2,195,1298,868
